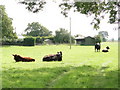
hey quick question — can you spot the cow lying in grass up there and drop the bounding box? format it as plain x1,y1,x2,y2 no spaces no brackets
12,54,35,62
43,51,62,61
102,46,110,52
95,43,101,52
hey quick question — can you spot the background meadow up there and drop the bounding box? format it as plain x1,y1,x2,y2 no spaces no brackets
1,42,118,88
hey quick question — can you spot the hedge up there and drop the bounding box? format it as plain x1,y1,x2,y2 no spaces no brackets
23,37,35,46
36,37,44,45
2,39,23,46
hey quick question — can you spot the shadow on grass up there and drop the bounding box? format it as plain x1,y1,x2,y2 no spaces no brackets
2,65,118,88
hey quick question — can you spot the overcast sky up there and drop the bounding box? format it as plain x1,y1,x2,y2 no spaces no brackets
0,0,118,40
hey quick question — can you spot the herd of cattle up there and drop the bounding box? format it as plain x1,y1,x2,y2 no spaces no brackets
12,51,62,62
12,43,110,62
95,43,110,52
95,43,101,52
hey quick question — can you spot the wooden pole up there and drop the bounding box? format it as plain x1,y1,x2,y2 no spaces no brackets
0,9,2,46
70,17,71,49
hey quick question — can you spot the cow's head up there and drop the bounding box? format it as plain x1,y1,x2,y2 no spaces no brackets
12,54,22,61
59,51,62,56
106,46,110,49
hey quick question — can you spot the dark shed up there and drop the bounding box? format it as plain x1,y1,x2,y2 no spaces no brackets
75,36,95,45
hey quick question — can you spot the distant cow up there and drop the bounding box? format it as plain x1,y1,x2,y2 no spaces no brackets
95,43,101,52
12,54,35,62
102,46,110,52
43,51,62,61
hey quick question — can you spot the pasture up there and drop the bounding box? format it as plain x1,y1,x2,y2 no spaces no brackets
1,42,118,88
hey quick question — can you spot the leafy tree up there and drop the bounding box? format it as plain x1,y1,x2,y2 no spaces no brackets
19,0,119,30
24,22,52,37
94,35,102,43
111,38,114,42
54,28,74,44
98,31,109,42
0,5,17,40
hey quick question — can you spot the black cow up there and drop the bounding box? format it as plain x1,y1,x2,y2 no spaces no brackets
95,43,101,52
43,51,62,61
102,46,110,52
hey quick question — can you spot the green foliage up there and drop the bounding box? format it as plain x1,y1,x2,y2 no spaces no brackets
35,36,54,44
36,36,44,44
94,35,102,43
16,39,24,46
1,42,118,88
2,36,55,46
111,38,115,42
98,31,109,42
2,38,24,46
19,1,46,13
25,22,52,37
54,28,75,44
0,5,17,39
19,1,118,30
60,1,118,30
23,37,35,46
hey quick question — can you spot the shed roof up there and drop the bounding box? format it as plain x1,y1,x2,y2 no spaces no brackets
44,39,51,41
75,36,85,40
85,36,95,39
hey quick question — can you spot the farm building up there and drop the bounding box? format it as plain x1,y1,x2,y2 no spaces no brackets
18,35,25,39
44,39,53,45
75,36,95,45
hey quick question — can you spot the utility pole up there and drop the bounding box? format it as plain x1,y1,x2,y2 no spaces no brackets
0,8,2,90
65,0,72,49
0,9,2,46
69,17,71,49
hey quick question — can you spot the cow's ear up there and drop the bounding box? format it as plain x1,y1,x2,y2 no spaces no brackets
12,54,14,56
60,51,62,55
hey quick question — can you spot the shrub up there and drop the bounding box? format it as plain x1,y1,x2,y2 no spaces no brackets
2,39,16,45
23,37,35,46
36,36,54,45
95,35,102,43
16,39,24,46
36,37,43,45
2,38,24,46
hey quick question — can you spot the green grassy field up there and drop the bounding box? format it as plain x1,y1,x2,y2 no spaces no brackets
1,42,118,88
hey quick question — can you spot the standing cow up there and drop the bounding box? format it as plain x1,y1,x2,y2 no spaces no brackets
95,43,101,52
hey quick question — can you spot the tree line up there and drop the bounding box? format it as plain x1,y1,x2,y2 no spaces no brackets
0,5,110,46
0,5,74,45
23,22,75,44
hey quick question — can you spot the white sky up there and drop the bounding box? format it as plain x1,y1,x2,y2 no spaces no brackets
0,0,118,40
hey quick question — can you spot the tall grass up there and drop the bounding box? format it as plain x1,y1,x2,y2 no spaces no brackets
1,42,118,88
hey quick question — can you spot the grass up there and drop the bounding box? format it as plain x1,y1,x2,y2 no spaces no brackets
1,42,118,88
